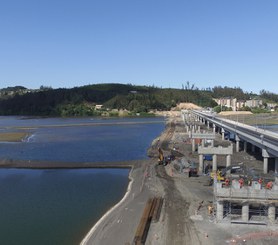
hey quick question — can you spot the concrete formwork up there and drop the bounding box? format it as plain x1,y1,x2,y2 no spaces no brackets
198,145,233,172
214,182,278,225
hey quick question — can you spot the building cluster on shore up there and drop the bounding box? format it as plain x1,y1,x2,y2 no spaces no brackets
214,97,277,111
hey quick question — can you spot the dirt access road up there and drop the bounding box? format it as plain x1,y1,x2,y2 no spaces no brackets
145,118,211,245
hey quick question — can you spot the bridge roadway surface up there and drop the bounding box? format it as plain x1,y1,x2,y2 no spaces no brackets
190,110,278,157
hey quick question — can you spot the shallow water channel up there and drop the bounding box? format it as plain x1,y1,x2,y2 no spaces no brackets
0,117,165,245
0,168,129,245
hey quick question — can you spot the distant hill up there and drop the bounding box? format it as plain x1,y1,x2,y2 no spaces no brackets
1,83,277,117
0,83,217,116
0,86,28,99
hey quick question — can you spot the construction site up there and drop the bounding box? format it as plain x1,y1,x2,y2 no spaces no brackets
183,110,278,226
146,110,278,244
80,110,278,245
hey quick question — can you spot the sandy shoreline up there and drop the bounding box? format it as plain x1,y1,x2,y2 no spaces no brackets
79,157,155,244
80,165,135,244
77,120,167,244
0,158,137,169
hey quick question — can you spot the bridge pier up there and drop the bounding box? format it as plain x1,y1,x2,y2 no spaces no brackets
199,154,204,173
213,154,217,171
192,138,196,153
251,144,256,153
242,203,249,222
268,204,276,223
262,148,270,174
198,145,233,172
235,134,240,152
216,201,224,221
213,124,216,133
243,141,247,152
263,157,269,174
275,158,278,183
226,154,231,167
221,128,225,141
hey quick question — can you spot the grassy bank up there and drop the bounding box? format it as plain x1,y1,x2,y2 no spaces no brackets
219,113,278,126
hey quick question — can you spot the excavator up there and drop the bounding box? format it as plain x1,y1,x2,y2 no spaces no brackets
210,163,246,184
158,148,167,165
158,148,174,166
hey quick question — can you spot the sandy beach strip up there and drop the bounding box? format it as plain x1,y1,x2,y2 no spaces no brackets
0,159,137,169
78,158,153,245
80,166,135,245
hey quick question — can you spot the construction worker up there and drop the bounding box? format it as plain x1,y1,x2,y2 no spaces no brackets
238,178,244,188
266,181,273,189
208,205,214,215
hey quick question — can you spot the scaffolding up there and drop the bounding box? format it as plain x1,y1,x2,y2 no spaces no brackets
213,180,278,225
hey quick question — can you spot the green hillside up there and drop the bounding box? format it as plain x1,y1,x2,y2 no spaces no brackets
0,83,217,116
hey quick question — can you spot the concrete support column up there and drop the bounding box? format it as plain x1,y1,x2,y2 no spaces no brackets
226,155,231,174
235,134,240,152
213,124,216,133
275,158,278,174
243,141,247,152
275,158,278,184
242,203,249,222
268,204,276,223
201,139,205,147
262,148,270,174
221,128,225,140
211,139,214,147
216,201,224,221
199,154,204,174
207,121,210,129
251,144,255,153
221,128,225,141
212,154,217,171
192,138,196,153
236,140,240,153
263,157,269,174
198,125,201,133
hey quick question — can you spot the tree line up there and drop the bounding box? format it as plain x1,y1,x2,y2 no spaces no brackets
0,83,274,116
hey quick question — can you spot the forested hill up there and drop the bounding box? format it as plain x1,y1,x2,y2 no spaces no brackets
0,83,216,116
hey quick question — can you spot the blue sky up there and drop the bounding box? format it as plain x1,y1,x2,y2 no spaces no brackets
1,0,277,94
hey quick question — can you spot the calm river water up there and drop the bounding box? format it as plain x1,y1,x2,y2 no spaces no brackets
0,117,165,245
